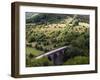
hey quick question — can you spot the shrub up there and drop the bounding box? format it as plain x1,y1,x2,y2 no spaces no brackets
26,57,31,67
26,53,36,67
26,54,33,67
63,47,84,62
29,53,35,59
26,43,32,47
64,56,89,65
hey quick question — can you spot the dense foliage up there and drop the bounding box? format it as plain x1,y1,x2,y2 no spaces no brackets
26,13,89,67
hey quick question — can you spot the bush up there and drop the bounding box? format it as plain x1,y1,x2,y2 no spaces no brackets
64,56,89,65
26,54,32,67
63,47,84,62
26,53,36,67
26,43,32,47
29,53,35,59
26,56,31,67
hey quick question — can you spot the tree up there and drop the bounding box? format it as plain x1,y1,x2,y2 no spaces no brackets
64,56,89,65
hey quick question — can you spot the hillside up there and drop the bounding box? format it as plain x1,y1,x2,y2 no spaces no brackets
26,13,89,67
26,13,89,24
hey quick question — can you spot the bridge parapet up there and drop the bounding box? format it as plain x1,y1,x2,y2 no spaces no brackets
35,46,69,59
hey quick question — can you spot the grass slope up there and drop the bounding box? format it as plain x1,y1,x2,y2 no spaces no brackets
26,47,44,56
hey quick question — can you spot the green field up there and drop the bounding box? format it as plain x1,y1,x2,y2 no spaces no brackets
26,47,44,56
